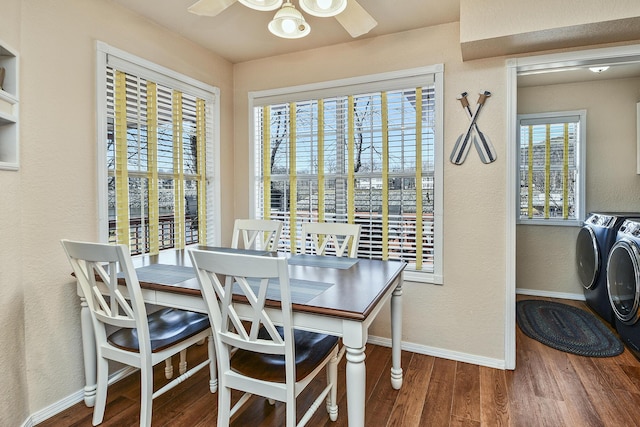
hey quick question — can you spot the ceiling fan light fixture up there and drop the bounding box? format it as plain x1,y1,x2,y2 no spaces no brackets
238,0,283,12
268,2,311,39
299,0,347,17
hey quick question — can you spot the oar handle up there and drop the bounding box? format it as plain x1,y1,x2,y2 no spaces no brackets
457,92,470,109
477,91,491,106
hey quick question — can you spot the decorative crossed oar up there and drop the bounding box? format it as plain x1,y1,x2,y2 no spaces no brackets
450,91,496,165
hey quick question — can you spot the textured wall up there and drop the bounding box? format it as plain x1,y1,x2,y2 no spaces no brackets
12,0,233,421
0,0,26,425
460,0,640,59
461,0,640,41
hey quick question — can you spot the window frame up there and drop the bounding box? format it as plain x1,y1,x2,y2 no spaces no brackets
247,65,444,284
516,109,586,226
96,41,222,249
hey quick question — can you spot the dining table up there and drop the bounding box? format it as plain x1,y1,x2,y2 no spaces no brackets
75,245,406,427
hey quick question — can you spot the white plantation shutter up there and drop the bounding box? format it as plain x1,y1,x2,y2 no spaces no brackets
104,51,217,255
252,69,441,276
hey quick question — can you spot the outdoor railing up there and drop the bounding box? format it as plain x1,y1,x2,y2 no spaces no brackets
109,214,198,255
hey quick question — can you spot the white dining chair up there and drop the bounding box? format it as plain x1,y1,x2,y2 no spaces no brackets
231,218,283,251
189,248,340,426
166,218,283,382
61,239,215,427
301,222,361,258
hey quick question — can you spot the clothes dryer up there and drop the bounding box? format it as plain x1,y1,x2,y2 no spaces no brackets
576,212,640,326
606,218,640,360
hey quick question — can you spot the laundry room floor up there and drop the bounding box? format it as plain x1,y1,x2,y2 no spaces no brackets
39,295,640,426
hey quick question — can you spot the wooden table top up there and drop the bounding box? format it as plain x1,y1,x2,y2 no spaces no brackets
130,246,406,321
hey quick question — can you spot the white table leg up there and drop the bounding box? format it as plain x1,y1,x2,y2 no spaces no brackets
80,296,97,407
345,345,366,427
390,277,403,389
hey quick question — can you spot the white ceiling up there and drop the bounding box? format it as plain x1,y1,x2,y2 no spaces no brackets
110,0,460,63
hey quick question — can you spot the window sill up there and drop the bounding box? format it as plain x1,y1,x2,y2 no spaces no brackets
517,218,582,227
403,270,443,285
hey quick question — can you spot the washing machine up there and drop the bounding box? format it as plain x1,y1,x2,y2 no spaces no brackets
576,212,640,326
606,218,640,359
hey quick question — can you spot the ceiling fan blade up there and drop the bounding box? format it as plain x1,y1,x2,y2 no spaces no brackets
188,0,236,16
335,0,377,38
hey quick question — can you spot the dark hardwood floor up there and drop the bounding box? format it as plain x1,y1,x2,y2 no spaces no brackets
38,296,640,426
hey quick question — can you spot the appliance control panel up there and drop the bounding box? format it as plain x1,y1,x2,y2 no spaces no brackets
587,214,615,228
619,220,640,237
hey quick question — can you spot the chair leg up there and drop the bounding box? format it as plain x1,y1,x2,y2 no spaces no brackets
218,386,232,426
327,350,339,421
164,357,174,379
207,334,217,393
286,391,297,427
139,363,154,427
92,356,109,426
179,349,188,375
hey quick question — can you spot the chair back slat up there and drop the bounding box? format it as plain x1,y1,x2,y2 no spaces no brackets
61,240,149,348
190,247,341,426
301,222,361,258
189,250,293,358
231,219,283,251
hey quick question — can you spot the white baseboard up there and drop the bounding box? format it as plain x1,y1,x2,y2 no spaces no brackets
367,288,585,371
516,287,585,301
367,335,507,370
22,366,137,426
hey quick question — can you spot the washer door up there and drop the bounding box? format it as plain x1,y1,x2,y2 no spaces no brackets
607,239,640,325
576,226,600,290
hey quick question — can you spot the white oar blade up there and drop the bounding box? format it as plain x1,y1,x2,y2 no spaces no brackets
188,0,236,16
335,0,377,38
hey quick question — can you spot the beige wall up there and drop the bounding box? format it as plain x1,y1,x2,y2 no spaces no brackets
461,0,640,42
4,0,639,424
233,22,509,362
460,0,640,60
0,0,234,423
517,76,640,295
0,1,26,425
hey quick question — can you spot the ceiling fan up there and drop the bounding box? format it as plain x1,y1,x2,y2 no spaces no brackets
187,0,377,39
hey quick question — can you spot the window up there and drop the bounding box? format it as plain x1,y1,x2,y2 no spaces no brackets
97,42,220,255
250,67,444,283
517,110,586,225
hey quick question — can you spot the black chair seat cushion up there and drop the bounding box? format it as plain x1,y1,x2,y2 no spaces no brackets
108,308,210,353
230,326,339,383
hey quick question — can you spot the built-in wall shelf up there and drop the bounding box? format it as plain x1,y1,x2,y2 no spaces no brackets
0,42,19,171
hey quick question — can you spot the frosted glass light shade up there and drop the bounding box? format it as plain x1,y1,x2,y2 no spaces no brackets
238,0,283,12
268,2,311,38
299,0,347,17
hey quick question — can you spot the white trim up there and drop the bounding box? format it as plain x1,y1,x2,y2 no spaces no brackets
403,271,443,285
432,67,444,284
512,44,640,74
505,62,518,370
250,65,441,105
516,287,586,301
207,92,222,246
96,44,109,243
96,41,217,100
367,335,506,370
21,366,137,426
